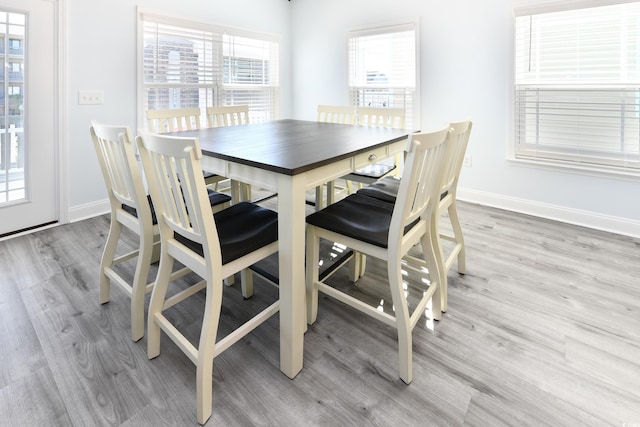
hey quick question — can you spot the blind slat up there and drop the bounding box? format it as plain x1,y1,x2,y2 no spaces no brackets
140,13,279,124
514,2,640,170
348,23,417,128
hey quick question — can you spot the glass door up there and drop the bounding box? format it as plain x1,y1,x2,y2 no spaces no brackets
0,12,25,204
0,1,58,238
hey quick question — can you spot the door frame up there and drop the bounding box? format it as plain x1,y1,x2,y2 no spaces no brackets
0,0,66,240
54,0,68,226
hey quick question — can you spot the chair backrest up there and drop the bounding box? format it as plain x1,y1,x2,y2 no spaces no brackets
146,108,202,133
358,107,406,129
90,122,152,224
206,105,250,128
389,127,450,247
317,105,356,124
136,132,222,267
440,120,472,198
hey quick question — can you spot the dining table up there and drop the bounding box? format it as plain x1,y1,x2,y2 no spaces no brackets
167,119,413,379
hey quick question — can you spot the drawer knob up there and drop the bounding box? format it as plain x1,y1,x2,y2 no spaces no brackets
368,154,377,161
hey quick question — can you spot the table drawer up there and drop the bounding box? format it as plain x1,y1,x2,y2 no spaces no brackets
388,138,407,156
354,146,389,169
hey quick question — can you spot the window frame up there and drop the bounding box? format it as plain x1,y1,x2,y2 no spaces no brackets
346,19,420,130
509,0,640,180
136,8,281,129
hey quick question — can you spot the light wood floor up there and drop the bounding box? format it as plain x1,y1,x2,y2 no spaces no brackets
1,199,639,426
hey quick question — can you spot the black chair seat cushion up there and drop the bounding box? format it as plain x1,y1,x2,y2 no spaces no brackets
175,202,278,265
357,176,448,204
122,195,159,224
122,190,231,225
203,171,221,180
205,189,233,207
342,163,396,186
357,175,401,204
348,163,396,180
305,193,418,248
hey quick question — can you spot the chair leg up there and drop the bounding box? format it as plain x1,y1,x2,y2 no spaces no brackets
196,279,223,425
240,183,252,202
306,227,320,325
240,268,254,298
426,222,444,318
196,360,214,425
326,181,336,206
359,254,367,278
347,252,367,282
147,250,175,360
130,230,154,342
388,253,413,384
448,201,466,274
315,185,324,211
99,218,121,304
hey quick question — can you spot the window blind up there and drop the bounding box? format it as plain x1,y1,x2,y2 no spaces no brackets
514,2,640,170
348,22,418,129
139,11,280,126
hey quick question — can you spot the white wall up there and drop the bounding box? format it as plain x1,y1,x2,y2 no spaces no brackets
290,0,640,237
66,0,640,236
66,0,291,218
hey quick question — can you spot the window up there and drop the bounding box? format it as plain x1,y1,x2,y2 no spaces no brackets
348,21,419,129
138,11,280,126
514,1,640,173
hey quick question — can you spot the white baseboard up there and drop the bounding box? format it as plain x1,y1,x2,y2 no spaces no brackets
68,199,110,223
458,187,640,239
67,192,639,239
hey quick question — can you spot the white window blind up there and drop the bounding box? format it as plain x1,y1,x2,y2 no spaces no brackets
139,11,280,126
514,2,640,171
348,22,418,129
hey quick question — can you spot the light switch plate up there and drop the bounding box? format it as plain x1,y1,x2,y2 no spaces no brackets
78,90,104,105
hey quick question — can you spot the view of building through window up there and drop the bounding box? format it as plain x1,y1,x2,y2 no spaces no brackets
0,11,25,204
141,14,279,125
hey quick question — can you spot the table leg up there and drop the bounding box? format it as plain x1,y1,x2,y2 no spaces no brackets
277,174,306,378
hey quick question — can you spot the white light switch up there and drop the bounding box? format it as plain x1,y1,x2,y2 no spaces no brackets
78,90,104,105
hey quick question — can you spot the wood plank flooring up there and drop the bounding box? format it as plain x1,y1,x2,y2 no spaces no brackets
1,199,639,426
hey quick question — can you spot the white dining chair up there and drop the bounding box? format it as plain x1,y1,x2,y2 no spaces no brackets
341,106,406,190
358,120,473,311
146,107,202,133
136,131,280,425
305,126,450,384
146,108,227,189
206,105,250,127
90,122,231,341
205,105,252,201
315,105,357,209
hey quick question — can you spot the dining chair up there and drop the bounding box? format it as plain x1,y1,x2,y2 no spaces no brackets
146,108,225,189
205,105,252,201
206,105,250,127
90,122,232,342
136,132,279,425
341,106,406,191
305,126,450,384
358,120,473,311
146,107,202,132
317,104,356,125
314,105,357,209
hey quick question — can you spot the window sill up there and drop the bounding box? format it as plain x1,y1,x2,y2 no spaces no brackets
507,156,640,182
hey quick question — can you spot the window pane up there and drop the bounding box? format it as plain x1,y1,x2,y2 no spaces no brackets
1,10,25,203
140,12,279,122
514,3,640,170
348,23,417,129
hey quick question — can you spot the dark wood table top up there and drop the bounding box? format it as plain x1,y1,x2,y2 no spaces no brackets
167,119,412,175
